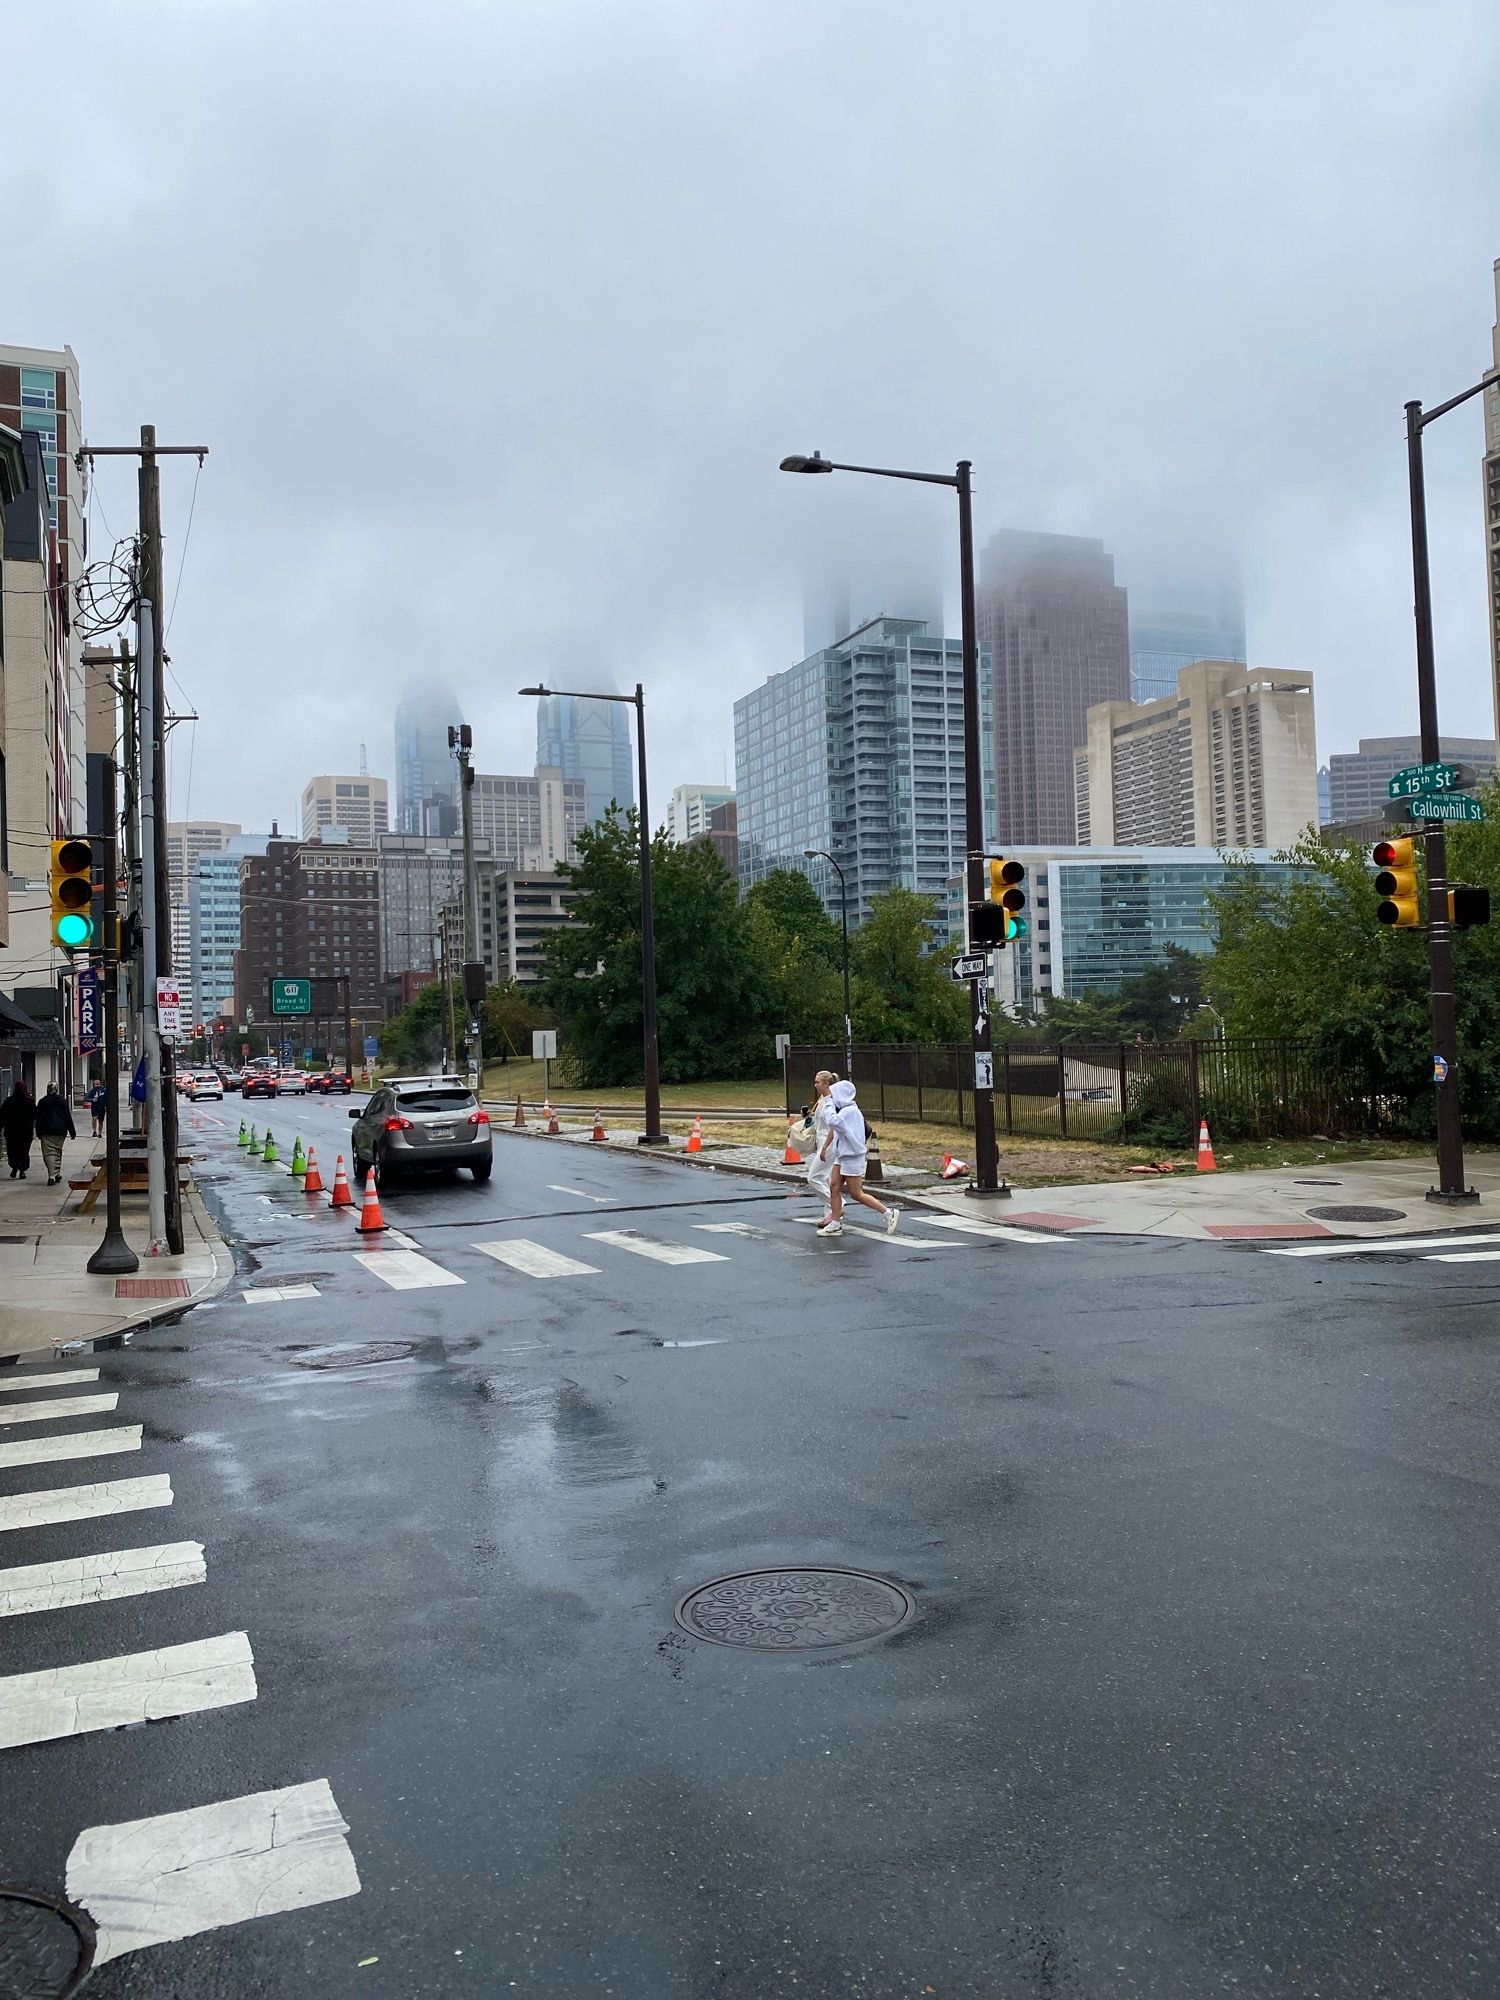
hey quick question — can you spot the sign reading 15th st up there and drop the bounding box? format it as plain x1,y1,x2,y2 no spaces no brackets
270,978,312,1016
1388,762,1471,800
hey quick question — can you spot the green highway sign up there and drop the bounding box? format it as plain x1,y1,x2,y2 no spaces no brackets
270,977,312,1016
1407,792,1486,823
1388,762,1469,799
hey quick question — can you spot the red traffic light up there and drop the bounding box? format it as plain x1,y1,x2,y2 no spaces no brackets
1372,841,1398,867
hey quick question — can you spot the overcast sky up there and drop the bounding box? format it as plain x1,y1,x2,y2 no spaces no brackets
9,1,1500,829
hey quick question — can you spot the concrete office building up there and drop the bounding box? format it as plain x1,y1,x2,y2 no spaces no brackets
735,616,968,930
1076,662,1319,850
699,799,738,879
233,831,382,1034
379,833,493,979
395,684,462,835
189,834,270,1023
300,774,389,848
473,865,573,986
469,767,585,871
978,531,1130,846
1325,735,1497,826
1484,260,1500,739
536,692,633,828
668,785,735,845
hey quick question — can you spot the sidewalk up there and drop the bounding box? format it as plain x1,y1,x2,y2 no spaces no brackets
494,1111,940,1190
0,1128,232,1362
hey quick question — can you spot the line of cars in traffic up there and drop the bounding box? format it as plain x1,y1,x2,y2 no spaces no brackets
177,1058,354,1103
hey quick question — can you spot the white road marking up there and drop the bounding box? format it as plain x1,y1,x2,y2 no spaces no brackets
353,1249,464,1290
0,1630,256,1749
1265,1232,1500,1258
67,1777,359,1963
0,1393,119,1429
0,1475,172,1535
550,1184,610,1202
918,1214,1069,1243
1428,1249,1500,1263
584,1229,728,1267
0,1368,101,1393
694,1220,769,1237
786,1218,960,1248
0,1543,205,1618
0,1426,142,1471
243,1285,321,1303
658,1338,724,1347
385,1228,419,1248
473,1239,601,1278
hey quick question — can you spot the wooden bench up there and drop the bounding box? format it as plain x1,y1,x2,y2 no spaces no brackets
69,1161,191,1215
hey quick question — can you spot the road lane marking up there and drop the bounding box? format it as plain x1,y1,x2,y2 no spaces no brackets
1264,1232,1500,1258
658,1338,724,1347
549,1184,610,1202
0,1475,172,1535
1427,1249,1500,1263
0,1393,120,1429
473,1239,601,1278
385,1228,419,1248
919,1215,1068,1243
353,1249,464,1290
67,1777,359,1965
694,1220,770,1237
0,1630,256,1749
0,1426,142,1471
0,1368,101,1393
243,1285,321,1303
0,1543,205,1618
584,1229,728,1267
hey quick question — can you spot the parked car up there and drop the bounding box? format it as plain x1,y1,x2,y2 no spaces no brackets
278,1072,309,1095
349,1075,492,1188
242,1072,278,1100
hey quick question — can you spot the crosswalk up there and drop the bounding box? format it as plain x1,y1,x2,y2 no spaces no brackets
0,1354,361,1967
1264,1232,1500,1265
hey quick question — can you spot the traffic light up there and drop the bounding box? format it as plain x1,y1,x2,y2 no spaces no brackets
49,837,96,951
988,856,1028,943
1448,885,1492,929
1372,838,1420,928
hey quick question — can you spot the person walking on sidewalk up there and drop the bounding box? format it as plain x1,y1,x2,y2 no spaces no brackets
1,1081,36,1180
87,1078,108,1139
805,1069,839,1226
818,1079,899,1238
34,1083,76,1187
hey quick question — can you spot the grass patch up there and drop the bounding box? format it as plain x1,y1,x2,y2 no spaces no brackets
482,1060,783,1110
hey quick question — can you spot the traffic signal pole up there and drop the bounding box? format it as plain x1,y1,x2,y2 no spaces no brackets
87,759,139,1275
136,599,170,1251
957,462,1006,1198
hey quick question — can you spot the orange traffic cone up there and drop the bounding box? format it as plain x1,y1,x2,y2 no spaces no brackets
1196,1119,1217,1172
545,1100,560,1136
686,1115,703,1154
355,1174,388,1234
782,1122,803,1166
591,1110,606,1142
513,1095,525,1127
328,1155,355,1208
940,1152,969,1180
302,1147,324,1195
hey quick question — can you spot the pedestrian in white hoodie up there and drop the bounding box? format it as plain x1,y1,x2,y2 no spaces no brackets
805,1069,839,1225
818,1079,899,1237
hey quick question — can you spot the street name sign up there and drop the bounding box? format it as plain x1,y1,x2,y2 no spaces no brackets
271,978,312,1016
1407,792,1486,823
1388,762,1474,800
951,952,990,982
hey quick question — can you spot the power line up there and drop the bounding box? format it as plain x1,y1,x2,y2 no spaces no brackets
165,458,201,637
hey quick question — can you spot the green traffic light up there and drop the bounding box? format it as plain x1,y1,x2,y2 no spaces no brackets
56,912,94,948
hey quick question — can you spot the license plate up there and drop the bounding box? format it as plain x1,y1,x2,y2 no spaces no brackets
429,1126,455,1141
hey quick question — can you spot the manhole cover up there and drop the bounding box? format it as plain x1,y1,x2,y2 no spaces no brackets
0,1887,95,1998
292,1342,415,1370
1304,1205,1408,1223
676,1567,914,1650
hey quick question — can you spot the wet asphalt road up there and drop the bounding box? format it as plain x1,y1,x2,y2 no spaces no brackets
3,1090,1500,1997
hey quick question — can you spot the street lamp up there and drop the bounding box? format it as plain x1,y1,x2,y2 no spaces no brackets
780,448,1006,1197
519,682,667,1146
804,847,853,1078
1403,367,1500,1204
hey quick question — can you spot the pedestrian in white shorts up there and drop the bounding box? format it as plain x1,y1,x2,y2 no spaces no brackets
805,1069,838,1225
818,1079,899,1237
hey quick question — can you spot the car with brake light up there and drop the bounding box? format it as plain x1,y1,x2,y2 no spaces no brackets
349,1074,492,1188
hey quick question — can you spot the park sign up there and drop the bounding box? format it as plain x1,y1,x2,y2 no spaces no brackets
1406,792,1486,824
1388,761,1476,800
270,977,312,1016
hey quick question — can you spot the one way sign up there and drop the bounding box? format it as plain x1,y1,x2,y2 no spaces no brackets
950,952,990,982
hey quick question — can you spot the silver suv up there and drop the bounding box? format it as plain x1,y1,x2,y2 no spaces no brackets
350,1076,493,1188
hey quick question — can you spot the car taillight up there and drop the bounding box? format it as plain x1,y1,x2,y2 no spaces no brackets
468,1110,490,1126
384,1116,413,1132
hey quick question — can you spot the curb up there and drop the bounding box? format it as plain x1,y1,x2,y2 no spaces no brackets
493,1120,947,1198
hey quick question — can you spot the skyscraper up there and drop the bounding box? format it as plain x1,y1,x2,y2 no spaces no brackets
977,530,1130,846
1484,260,1500,739
535,692,633,827
394,684,462,835
300,774,390,847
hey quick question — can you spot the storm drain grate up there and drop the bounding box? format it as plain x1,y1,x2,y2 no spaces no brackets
676,1567,914,1651
0,1236,31,1246
1304,1205,1408,1223
292,1342,416,1370
0,1887,95,1999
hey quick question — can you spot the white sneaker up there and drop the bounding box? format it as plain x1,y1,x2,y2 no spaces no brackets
817,1220,843,1236
885,1207,901,1235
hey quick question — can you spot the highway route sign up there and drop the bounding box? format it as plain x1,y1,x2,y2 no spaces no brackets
271,977,312,1016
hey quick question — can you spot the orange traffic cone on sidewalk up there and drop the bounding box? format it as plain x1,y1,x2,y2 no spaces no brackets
941,1152,969,1180
328,1155,355,1208
302,1147,324,1195
545,1100,560,1136
1196,1119,1217,1172
686,1115,703,1154
591,1111,606,1142
782,1122,803,1166
513,1095,525,1127
355,1174,388,1234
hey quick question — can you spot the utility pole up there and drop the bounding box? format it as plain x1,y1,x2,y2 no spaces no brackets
136,600,169,1252
117,634,143,1092
450,722,482,1087
87,755,138,1275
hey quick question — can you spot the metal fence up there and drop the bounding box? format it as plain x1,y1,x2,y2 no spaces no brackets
785,1039,1392,1145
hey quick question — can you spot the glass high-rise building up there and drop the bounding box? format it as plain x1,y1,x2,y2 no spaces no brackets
735,616,969,931
1117,551,1247,705
978,531,1130,847
189,835,270,1022
395,684,462,835
535,692,634,828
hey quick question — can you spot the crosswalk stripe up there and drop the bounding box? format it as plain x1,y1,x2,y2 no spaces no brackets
0,1475,172,1536
353,1248,465,1290
788,1218,959,1247
66,1777,360,1965
0,1368,101,1394
1428,1249,1500,1263
0,1543,206,1618
584,1229,729,1267
0,1392,119,1429
694,1221,771,1238
920,1214,1068,1243
243,1284,321,1303
1265,1232,1500,1258
0,1426,142,1471
473,1239,601,1278
0,1630,256,1750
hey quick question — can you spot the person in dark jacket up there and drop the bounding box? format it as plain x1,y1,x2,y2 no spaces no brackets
1,1081,36,1179
33,1083,76,1186
87,1079,108,1139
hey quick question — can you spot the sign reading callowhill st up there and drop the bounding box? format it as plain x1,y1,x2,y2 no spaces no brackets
1388,762,1478,800
1407,792,1487,824
271,978,312,1016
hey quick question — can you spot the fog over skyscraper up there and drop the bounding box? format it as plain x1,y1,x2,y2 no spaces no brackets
394,683,462,835
535,689,634,828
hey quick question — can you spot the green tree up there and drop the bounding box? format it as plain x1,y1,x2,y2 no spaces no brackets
743,869,845,1044
850,888,970,1044
539,808,775,1085
481,981,549,1061
1038,944,1206,1042
379,980,452,1072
